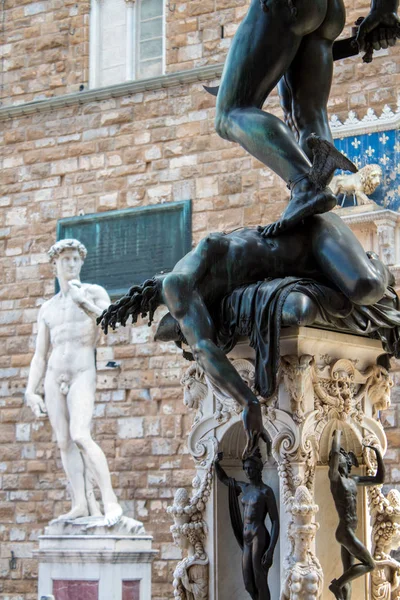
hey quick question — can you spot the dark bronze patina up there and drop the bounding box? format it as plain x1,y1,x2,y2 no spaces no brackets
214,450,279,600
98,0,400,463
328,430,385,600
213,0,399,236
98,209,396,458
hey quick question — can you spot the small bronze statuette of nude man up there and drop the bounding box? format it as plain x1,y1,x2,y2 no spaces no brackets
215,449,279,600
329,429,385,600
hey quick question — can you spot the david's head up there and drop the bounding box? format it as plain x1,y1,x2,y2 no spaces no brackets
48,239,87,283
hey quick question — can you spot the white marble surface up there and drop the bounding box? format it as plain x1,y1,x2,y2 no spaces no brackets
184,327,390,599
37,523,156,600
25,239,125,527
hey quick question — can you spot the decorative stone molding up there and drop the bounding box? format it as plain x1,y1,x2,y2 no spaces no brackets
329,101,400,136
209,358,257,423
174,328,393,599
312,359,390,462
167,454,214,600
281,486,323,600
365,444,400,600
0,64,224,120
338,206,400,281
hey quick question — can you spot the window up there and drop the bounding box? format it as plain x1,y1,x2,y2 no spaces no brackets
90,0,164,89
57,201,192,298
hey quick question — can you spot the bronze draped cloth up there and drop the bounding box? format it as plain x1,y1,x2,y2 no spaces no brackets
211,277,400,399
228,477,244,550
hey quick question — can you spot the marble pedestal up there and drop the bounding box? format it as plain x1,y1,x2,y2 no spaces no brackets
37,521,157,600
171,327,394,600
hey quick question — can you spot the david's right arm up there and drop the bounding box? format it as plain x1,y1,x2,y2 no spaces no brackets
25,308,50,417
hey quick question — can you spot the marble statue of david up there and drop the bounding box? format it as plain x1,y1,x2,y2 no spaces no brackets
25,239,123,527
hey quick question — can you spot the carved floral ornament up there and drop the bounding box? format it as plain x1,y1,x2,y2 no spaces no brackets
181,356,390,458
362,441,400,600
281,486,323,600
167,444,215,600
176,355,393,600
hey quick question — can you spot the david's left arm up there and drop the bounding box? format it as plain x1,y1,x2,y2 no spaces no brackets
70,282,111,319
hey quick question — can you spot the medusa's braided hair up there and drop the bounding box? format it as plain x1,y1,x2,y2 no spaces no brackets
97,277,163,334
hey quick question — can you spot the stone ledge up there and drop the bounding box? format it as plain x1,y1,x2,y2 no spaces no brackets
0,64,224,121
35,550,158,563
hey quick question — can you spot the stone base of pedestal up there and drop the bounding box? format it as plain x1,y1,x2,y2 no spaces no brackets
37,520,157,600
175,326,392,600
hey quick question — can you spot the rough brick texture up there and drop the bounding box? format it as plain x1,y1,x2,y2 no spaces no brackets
1,0,400,599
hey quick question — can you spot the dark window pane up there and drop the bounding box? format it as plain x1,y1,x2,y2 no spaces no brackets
57,201,192,298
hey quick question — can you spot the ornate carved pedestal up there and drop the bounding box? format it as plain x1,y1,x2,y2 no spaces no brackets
37,520,156,600
170,327,396,600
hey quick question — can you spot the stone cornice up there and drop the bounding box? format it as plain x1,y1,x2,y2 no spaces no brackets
339,207,400,225
329,103,400,136
0,64,224,121
34,550,158,563
1,63,398,139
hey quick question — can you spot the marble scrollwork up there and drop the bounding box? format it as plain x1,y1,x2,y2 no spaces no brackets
167,457,213,600
313,358,361,422
311,358,391,462
281,486,323,600
365,444,400,600
209,358,257,424
177,343,393,600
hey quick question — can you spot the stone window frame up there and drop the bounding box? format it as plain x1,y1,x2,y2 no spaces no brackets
56,200,192,298
89,0,165,89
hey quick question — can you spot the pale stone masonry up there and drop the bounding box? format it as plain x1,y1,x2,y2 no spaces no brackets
1,0,400,598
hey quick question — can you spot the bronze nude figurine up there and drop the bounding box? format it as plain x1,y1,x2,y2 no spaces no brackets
329,429,385,600
214,450,279,600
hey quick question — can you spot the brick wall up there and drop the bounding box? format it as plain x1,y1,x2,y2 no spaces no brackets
2,0,399,110
1,0,400,599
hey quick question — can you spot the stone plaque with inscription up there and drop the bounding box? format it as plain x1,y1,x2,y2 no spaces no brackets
57,201,191,297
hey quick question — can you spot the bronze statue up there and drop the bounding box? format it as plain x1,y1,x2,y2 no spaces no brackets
98,210,395,458
328,430,385,600
214,0,399,236
97,0,400,458
214,450,279,600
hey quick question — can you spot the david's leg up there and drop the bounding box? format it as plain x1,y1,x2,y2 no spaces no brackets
68,373,122,526
45,377,89,520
